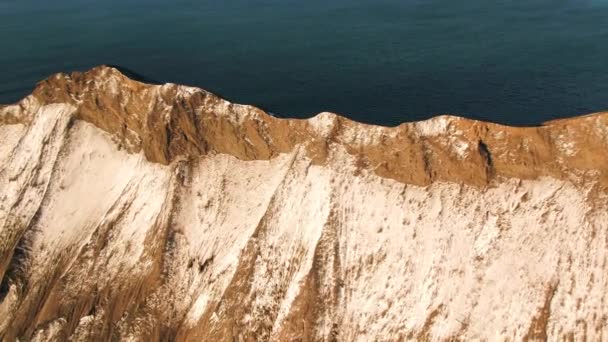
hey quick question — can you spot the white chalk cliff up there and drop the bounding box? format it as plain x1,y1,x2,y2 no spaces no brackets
1,66,607,341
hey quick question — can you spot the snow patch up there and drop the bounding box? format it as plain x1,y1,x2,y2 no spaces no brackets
450,136,470,159
414,116,451,136
177,85,201,98
187,293,210,325
474,212,500,256
308,112,337,137
0,124,26,166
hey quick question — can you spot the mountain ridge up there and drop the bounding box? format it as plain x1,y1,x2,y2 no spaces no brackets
2,65,607,188
1,66,607,341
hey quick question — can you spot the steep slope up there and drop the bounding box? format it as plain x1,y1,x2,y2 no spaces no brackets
0,66,607,341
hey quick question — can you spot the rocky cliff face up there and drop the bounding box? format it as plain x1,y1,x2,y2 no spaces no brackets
0,66,607,341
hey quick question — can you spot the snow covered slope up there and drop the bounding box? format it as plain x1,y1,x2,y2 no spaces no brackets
0,66,607,341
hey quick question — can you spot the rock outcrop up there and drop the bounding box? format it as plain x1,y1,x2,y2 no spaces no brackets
0,66,607,341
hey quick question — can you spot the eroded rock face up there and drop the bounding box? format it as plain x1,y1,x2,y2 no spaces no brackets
0,66,607,341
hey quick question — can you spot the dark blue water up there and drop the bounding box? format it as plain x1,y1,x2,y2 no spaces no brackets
1,0,608,125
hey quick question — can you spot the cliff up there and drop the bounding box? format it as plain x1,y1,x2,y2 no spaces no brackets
0,66,607,341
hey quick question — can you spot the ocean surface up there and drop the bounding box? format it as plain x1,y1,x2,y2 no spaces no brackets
1,0,608,126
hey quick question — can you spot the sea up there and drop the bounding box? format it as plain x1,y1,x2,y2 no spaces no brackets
1,0,608,125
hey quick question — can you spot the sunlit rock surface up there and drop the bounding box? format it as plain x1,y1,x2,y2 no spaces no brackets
1,66,607,341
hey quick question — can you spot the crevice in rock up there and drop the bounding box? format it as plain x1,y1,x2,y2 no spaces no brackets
478,139,494,181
